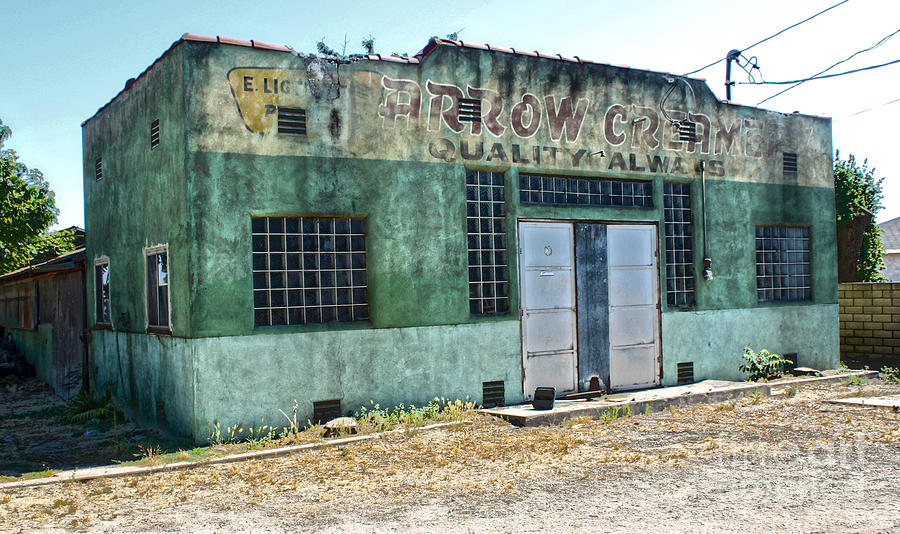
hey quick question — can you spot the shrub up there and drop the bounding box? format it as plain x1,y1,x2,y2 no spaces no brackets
63,386,126,425
880,366,900,385
739,347,788,382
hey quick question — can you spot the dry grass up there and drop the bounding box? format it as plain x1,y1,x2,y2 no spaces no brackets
2,381,898,531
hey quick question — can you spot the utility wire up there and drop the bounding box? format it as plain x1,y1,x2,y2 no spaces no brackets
682,0,850,76
836,97,900,121
758,27,900,105
736,58,900,84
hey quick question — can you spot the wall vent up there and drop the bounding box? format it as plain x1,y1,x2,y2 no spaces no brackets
312,399,342,423
677,121,697,142
278,107,307,136
95,158,103,181
482,380,505,408
458,98,482,123
676,362,694,385
783,152,798,176
783,353,798,374
150,119,160,150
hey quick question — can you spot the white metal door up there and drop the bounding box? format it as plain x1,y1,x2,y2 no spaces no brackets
607,224,661,390
519,222,577,399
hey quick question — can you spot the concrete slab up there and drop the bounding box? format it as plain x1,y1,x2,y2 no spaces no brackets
481,371,880,426
825,395,900,410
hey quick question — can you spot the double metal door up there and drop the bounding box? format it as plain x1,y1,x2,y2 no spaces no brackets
519,221,659,398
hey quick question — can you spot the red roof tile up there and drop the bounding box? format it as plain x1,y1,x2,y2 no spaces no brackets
251,40,293,52
216,36,253,47
84,33,704,127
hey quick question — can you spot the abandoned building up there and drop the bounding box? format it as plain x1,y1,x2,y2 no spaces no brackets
81,34,838,440
0,227,87,398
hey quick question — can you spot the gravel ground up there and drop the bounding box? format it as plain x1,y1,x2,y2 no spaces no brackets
1,380,899,533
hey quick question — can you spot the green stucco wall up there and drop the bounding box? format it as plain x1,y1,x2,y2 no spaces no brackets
82,44,189,336
661,304,839,383
82,37,839,440
90,329,195,437
9,324,52,385
192,320,520,439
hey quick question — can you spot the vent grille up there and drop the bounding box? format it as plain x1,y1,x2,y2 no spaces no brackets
95,158,103,181
150,119,160,150
783,353,798,374
482,380,505,408
312,399,342,424
458,98,482,123
783,152,798,176
677,121,697,142
676,362,694,385
278,107,307,136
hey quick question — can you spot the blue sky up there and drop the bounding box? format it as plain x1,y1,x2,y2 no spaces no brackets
2,0,899,228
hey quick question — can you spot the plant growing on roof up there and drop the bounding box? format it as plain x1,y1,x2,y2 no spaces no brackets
739,346,788,382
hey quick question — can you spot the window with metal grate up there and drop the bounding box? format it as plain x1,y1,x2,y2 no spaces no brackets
755,225,811,303
664,182,695,308
150,119,160,150
458,98,482,123
519,174,653,208
95,158,103,181
783,152,798,176
277,107,307,136
466,170,509,316
252,216,368,326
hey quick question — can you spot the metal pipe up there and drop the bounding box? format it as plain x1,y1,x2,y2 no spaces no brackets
701,161,714,281
725,49,741,101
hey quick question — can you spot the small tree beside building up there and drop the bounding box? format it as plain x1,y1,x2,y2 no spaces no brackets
834,151,885,282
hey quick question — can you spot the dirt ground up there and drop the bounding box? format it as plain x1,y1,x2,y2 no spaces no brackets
1,379,899,533
0,377,186,478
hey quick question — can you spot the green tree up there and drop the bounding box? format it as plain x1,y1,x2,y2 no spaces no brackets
834,150,885,282
0,118,72,274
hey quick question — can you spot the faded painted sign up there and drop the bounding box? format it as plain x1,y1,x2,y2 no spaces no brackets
228,68,310,132
223,64,824,183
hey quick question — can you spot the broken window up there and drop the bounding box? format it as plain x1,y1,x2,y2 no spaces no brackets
252,216,368,326
95,260,111,324
466,170,509,316
145,248,169,329
755,225,811,303
519,174,653,208
664,182,695,308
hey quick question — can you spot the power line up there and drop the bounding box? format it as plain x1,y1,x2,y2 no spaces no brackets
758,27,900,105
836,97,900,121
682,0,850,76
736,58,900,85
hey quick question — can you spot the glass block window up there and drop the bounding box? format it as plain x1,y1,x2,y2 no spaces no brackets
756,226,810,303
252,216,368,326
664,182,695,308
95,261,111,324
519,174,652,208
466,170,509,315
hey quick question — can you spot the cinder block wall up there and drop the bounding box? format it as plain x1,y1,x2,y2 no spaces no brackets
838,282,900,358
